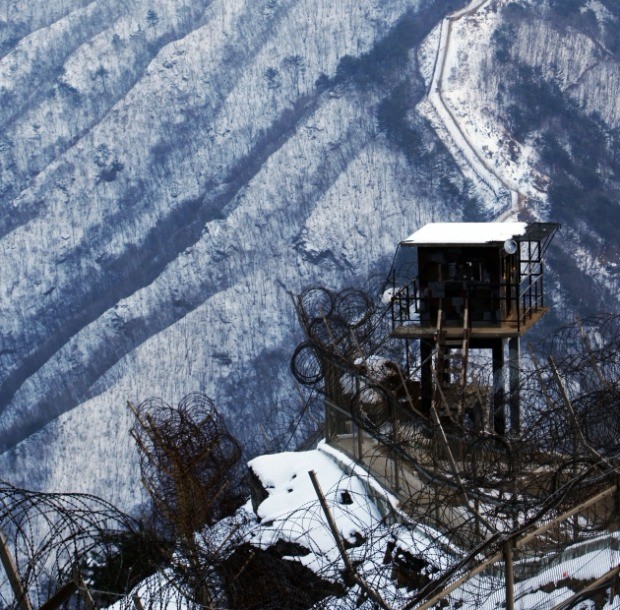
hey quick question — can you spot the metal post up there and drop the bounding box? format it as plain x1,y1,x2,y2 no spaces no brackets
492,341,505,435
504,541,515,610
508,337,520,435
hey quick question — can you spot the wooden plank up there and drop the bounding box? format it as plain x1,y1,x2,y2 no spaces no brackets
411,485,617,610
392,308,548,340
72,566,97,610
550,564,620,610
0,530,33,610
516,486,617,549
38,581,78,610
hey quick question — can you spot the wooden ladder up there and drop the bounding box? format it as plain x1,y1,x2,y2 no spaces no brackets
432,302,471,422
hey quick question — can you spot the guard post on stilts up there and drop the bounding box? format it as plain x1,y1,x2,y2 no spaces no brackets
389,222,559,435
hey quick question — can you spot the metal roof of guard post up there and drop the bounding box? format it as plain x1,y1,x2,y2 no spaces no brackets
388,221,559,437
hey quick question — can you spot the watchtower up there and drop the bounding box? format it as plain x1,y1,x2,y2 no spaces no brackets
389,222,559,435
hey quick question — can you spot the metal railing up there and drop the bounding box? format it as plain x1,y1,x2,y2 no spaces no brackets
390,274,546,332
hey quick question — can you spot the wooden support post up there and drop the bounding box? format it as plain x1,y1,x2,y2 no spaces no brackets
0,530,33,610
308,471,393,610
355,375,362,461
391,401,400,494
132,594,146,610
73,566,97,610
395,365,424,420
410,485,617,610
548,356,613,470
38,582,79,610
420,340,433,414
428,366,497,539
517,485,617,548
38,565,103,610
459,303,470,421
550,564,620,610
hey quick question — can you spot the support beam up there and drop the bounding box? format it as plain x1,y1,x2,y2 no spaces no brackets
504,542,514,610
133,595,146,610
420,340,433,415
508,337,520,435
38,582,78,610
492,341,505,435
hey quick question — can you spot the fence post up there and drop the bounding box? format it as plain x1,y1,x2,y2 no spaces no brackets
133,594,146,610
0,530,33,610
504,541,514,610
308,470,393,610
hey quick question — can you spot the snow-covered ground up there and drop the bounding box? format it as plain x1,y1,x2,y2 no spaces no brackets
109,446,620,609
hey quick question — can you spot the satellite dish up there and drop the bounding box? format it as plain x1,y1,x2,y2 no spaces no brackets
503,239,518,255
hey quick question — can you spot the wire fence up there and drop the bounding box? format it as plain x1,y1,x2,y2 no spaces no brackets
290,285,620,608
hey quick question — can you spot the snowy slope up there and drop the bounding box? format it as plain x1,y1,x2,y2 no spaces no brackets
414,0,620,322
0,0,475,505
3,0,620,511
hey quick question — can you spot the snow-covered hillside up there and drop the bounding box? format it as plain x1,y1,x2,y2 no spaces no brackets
417,0,620,321
0,0,473,505
2,0,620,513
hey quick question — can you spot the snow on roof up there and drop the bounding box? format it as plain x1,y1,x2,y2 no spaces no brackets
247,449,385,581
248,449,358,523
402,222,528,246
